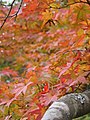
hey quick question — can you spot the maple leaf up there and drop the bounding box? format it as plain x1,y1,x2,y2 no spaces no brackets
24,0,29,2
5,115,12,120
40,91,58,106
77,76,87,84
0,101,8,106
41,10,53,29
0,81,33,107
13,81,33,97
40,82,49,94
68,73,89,89
22,0,38,16
0,67,18,77
58,62,72,78
23,103,44,120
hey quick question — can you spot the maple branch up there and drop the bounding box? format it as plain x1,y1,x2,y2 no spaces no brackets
0,0,23,30
42,90,90,120
67,1,89,6
86,0,90,5
50,1,90,9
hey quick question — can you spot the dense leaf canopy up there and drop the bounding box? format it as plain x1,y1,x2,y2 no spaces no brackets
0,0,90,119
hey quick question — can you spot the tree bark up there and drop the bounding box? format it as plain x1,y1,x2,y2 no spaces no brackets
41,90,90,120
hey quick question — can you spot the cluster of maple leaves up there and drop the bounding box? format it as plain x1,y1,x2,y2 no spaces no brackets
0,0,90,119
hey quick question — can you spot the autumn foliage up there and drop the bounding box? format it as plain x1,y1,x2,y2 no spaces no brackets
0,0,90,119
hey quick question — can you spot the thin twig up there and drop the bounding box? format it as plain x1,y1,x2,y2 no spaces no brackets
0,0,23,19
0,0,16,30
14,0,23,21
0,0,23,30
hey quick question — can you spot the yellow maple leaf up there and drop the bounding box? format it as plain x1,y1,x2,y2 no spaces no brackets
41,10,53,29
77,29,84,36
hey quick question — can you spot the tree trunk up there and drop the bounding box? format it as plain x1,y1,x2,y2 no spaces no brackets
41,90,90,120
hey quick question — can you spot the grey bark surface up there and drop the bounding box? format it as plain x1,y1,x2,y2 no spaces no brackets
41,90,90,120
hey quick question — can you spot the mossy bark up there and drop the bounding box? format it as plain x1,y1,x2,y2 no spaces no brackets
42,90,90,120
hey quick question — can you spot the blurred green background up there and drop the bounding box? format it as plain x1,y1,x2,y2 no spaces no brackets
73,113,90,120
